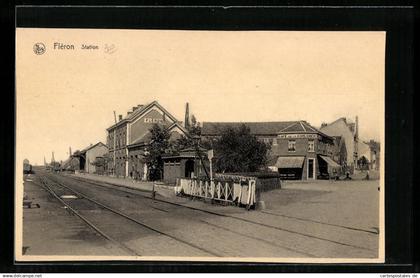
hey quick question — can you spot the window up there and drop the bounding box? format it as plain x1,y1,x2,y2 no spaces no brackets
263,138,270,144
288,140,296,152
308,140,315,152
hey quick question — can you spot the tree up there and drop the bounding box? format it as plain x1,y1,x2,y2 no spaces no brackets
213,124,270,173
189,114,201,136
91,154,112,175
144,124,171,180
173,114,202,152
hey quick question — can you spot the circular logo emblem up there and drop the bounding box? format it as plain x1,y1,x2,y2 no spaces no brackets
33,43,46,55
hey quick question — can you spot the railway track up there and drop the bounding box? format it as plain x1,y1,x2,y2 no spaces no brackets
49,172,377,254
39,172,318,257
36,175,140,256
36,173,220,257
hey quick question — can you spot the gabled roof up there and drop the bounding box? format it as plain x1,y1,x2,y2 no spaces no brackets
80,142,108,154
107,101,179,131
128,122,189,148
320,117,356,134
167,121,189,135
278,121,319,133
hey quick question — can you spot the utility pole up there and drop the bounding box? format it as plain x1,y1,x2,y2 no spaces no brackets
207,149,214,182
113,111,117,176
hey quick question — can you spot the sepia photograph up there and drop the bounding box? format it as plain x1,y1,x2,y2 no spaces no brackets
15,29,385,263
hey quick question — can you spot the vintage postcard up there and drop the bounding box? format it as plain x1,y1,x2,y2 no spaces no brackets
15,28,385,262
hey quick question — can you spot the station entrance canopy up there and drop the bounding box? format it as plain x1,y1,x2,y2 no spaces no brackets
318,155,341,168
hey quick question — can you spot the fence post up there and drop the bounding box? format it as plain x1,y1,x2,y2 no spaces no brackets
225,182,228,201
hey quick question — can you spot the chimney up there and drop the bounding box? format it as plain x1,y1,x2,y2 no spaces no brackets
184,102,190,129
355,116,359,139
137,104,144,109
132,106,137,111
118,114,123,121
69,147,72,156
127,111,132,116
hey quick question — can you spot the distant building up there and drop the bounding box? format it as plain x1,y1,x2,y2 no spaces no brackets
358,140,380,170
106,101,188,180
201,121,340,180
331,136,347,167
319,117,359,171
61,155,81,172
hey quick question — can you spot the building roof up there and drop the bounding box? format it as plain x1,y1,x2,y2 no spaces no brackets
202,121,297,136
127,121,189,148
202,120,331,138
80,142,108,154
320,117,356,134
162,146,208,160
279,121,321,134
106,100,179,131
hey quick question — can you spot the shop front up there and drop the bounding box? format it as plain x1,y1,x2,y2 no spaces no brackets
275,156,305,180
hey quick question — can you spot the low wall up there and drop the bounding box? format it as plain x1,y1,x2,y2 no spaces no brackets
176,175,257,209
216,172,281,193
176,172,281,209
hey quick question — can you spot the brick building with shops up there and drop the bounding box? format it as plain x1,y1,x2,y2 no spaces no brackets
201,121,341,180
106,101,188,180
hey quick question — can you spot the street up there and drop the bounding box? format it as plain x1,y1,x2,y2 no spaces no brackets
22,170,380,259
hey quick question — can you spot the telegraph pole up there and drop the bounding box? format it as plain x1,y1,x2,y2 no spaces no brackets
207,149,214,182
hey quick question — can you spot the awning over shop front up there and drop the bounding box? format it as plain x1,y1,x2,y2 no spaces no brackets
319,155,341,168
275,156,305,169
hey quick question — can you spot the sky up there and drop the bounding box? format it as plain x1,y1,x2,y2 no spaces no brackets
16,29,385,165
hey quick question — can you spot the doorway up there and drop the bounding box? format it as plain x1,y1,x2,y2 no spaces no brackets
307,158,315,179
185,159,195,178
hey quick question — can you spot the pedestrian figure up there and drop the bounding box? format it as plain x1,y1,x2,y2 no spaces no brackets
151,181,156,199
331,169,337,182
345,171,352,180
365,170,370,180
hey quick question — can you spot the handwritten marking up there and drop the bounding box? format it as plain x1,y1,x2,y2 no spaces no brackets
104,44,117,54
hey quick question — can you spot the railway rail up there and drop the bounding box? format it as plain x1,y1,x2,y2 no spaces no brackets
45,172,377,255
36,175,140,256
35,173,220,257
38,172,317,257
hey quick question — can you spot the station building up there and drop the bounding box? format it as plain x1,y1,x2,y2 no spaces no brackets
106,101,188,180
201,121,340,180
